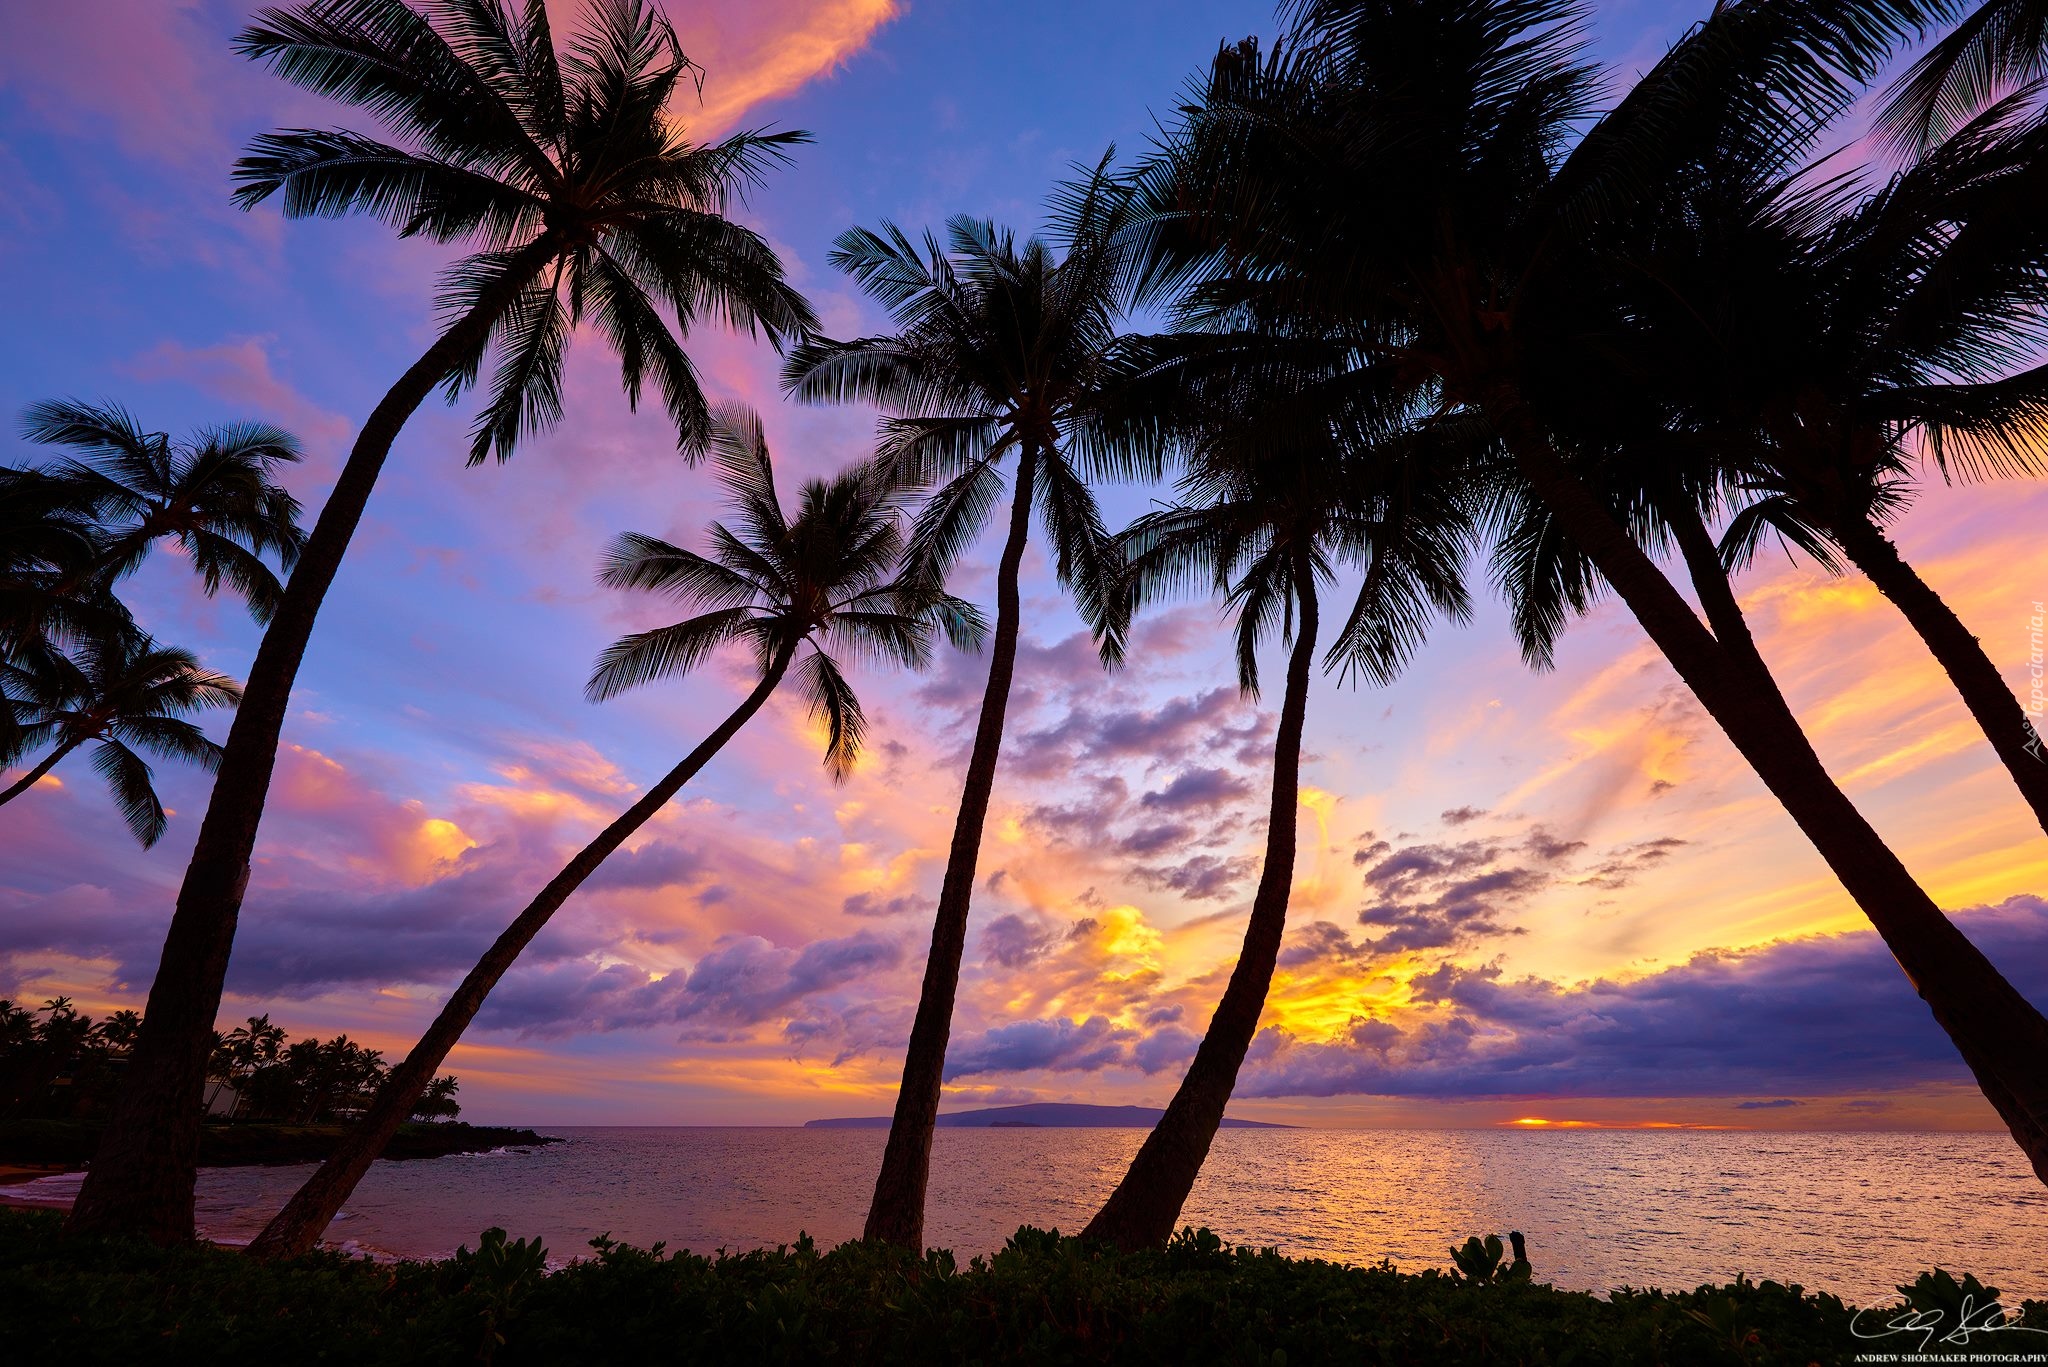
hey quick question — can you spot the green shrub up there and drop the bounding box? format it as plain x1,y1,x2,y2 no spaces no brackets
0,1208,2038,1365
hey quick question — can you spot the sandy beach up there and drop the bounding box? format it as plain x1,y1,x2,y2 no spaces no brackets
0,1166,77,1210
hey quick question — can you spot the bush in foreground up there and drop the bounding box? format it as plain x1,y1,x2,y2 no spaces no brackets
0,1209,2038,1365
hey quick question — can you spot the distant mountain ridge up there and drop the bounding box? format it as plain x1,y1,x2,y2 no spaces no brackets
804,1102,1292,1129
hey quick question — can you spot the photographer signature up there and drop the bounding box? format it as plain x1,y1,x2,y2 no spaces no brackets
1851,1297,2048,1352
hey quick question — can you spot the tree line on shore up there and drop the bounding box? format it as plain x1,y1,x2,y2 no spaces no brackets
3,0,2048,1259
0,999,459,1127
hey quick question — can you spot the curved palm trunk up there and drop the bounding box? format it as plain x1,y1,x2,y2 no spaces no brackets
1501,406,2048,1182
1083,565,1317,1251
69,235,562,1243
0,737,83,806
863,444,1040,1250
1670,502,2048,1166
247,648,792,1260
1827,514,2048,839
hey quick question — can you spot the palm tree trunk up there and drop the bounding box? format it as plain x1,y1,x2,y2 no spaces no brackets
0,737,83,806
1082,560,1318,1251
1669,501,2048,1168
68,234,563,1244
1827,513,2048,839
863,443,1040,1250
1498,406,2048,1183
245,647,792,1260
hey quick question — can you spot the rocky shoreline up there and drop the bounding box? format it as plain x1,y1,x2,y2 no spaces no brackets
0,1120,562,1170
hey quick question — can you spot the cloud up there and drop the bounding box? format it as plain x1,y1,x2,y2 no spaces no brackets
1129,853,1260,902
1141,767,1254,813
123,336,356,486
1277,919,1372,969
0,1,230,165
1013,685,1274,779
476,929,902,1044
1239,895,2048,1102
582,839,706,892
1352,826,1590,955
980,913,1061,969
684,0,901,133
1119,821,1196,857
674,930,901,1035
843,891,921,918
943,1014,1134,1079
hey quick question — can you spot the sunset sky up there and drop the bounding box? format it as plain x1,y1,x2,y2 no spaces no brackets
2,0,2045,1130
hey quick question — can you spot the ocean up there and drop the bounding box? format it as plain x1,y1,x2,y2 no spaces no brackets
6,1127,2040,1303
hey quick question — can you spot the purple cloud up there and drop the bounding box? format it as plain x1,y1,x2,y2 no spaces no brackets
1242,896,2048,1101
1140,766,1254,812
943,1014,1135,1079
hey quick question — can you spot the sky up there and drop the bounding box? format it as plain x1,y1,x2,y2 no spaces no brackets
2,0,2046,1131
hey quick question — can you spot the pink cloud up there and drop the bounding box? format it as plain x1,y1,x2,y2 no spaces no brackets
123,335,355,487
0,0,228,166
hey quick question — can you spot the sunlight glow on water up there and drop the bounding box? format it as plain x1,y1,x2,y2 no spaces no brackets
8,1127,2041,1301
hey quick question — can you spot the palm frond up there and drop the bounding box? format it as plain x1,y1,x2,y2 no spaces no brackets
90,738,166,848
795,647,866,780
585,606,756,702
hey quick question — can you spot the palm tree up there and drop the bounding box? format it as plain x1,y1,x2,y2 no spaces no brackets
3,401,296,773
74,0,815,1242
0,464,123,642
16,401,306,621
411,1074,461,1122
245,405,984,1259
0,628,241,846
1609,96,2048,837
781,177,1163,1249
1081,369,1477,1251
97,1010,143,1053
1878,0,2048,152
219,1015,288,1078
1130,0,2048,1183
0,468,131,758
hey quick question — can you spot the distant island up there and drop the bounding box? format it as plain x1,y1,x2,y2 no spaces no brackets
805,1103,1293,1129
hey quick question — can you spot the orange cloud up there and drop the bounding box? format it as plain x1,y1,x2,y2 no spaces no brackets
679,0,901,134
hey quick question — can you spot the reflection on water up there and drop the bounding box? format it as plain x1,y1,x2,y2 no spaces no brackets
7,1127,2039,1301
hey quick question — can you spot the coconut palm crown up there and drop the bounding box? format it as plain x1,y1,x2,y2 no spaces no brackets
17,400,306,621
0,630,241,847
231,0,817,463
589,404,988,774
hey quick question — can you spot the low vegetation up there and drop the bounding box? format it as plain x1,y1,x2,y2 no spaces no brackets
0,1209,2037,1365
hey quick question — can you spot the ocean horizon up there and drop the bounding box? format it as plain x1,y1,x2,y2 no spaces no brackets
6,1126,2036,1304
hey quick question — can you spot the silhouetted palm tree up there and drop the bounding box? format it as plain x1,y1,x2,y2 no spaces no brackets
1607,95,2048,836
77,0,815,1242
0,468,132,759
411,1073,460,1122
782,173,1163,1249
96,1010,143,1053
246,405,984,1259
1080,364,1478,1250
0,466,128,651
17,400,306,621
1128,0,2048,1185
0,629,240,846
1879,0,2048,152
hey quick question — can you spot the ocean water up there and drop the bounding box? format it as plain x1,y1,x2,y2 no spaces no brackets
6,1127,2042,1303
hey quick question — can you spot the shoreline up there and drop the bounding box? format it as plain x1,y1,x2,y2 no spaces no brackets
0,1164,77,1212
0,1120,563,1171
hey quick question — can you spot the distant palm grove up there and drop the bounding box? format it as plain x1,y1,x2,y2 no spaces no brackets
3,0,2048,1258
